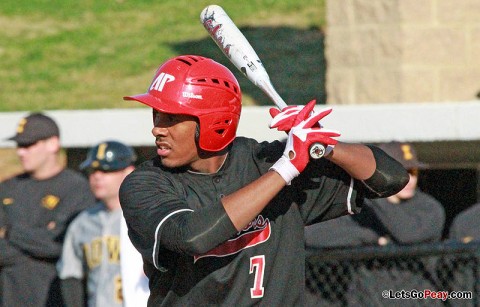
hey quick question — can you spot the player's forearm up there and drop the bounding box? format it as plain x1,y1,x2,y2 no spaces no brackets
325,142,376,180
328,143,409,198
7,225,62,258
0,238,26,266
157,171,285,255
222,170,286,231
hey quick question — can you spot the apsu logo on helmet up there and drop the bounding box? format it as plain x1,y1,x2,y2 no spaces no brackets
150,72,175,92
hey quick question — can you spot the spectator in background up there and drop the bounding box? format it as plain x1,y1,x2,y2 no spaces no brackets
305,141,445,306
306,141,445,248
356,141,445,245
441,201,480,305
0,113,96,306
57,140,149,307
448,202,480,243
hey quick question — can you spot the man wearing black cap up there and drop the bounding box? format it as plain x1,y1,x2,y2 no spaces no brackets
0,112,96,306
361,141,445,244
306,141,445,246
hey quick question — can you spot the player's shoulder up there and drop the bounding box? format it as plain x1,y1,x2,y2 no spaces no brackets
56,168,89,185
454,203,480,222
231,136,283,157
0,172,30,186
59,168,87,179
121,157,176,190
128,157,171,177
68,202,106,227
413,190,443,206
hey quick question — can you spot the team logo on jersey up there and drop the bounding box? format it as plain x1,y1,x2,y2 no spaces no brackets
42,195,60,210
2,198,14,206
150,72,175,92
194,215,271,262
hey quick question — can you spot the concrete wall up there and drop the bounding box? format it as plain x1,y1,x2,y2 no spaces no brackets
325,0,480,104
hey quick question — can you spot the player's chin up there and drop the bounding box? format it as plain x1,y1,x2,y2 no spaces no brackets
159,156,183,169
397,189,415,200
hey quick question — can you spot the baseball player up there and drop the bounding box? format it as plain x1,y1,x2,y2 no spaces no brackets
119,55,409,306
0,113,96,307
448,202,480,243
57,140,149,306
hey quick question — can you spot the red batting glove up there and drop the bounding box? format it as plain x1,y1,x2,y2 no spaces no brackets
270,111,341,185
269,100,332,132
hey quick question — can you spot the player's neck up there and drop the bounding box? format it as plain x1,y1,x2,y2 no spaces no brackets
189,152,228,174
103,197,122,212
31,158,64,180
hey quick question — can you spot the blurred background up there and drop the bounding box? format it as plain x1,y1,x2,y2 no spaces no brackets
1,0,480,237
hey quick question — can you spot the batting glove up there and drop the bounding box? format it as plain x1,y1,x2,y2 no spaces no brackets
270,111,341,185
269,100,333,132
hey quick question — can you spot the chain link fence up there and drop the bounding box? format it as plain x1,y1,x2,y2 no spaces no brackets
305,242,480,306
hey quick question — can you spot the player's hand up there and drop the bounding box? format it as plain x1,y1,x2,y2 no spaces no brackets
270,111,341,184
269,100,332,132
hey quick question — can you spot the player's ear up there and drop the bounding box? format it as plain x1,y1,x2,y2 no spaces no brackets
45,136,61,154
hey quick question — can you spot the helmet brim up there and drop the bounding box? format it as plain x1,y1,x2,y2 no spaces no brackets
124,93,210,116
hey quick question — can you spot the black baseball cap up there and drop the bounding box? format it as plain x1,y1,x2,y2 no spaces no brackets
378,141,427,169
80,140,137,173
7,113,60,146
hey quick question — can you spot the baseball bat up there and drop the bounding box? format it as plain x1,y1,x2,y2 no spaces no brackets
200,4,326,159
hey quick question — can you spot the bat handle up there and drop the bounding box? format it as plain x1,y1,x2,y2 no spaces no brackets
257,79,288,110
309,143,326,159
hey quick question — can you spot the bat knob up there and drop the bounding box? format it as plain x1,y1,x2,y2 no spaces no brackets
309,143,326,159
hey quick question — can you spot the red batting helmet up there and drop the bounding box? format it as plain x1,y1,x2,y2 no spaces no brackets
124,55,242,152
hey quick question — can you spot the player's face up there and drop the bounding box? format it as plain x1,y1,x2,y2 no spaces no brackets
89,167,132,209
16,138,53,174
395,168,418,200
152,111,201,169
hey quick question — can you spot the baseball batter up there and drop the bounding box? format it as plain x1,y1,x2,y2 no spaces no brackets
57,141,143,307
119,55,409,306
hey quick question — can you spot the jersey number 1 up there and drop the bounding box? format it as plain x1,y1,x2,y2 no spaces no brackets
249,255,265,298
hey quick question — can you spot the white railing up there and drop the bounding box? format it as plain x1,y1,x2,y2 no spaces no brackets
1,101,479,148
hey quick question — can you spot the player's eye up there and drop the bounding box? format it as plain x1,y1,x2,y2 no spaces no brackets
154,112,179,127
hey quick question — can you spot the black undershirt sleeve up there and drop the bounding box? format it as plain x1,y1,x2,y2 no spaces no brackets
159,203,238,255
361,145,409,198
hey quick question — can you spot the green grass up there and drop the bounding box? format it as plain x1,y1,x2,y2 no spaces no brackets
0,0,326,111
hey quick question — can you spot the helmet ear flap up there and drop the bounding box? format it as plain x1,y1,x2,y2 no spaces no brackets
197,112,239,151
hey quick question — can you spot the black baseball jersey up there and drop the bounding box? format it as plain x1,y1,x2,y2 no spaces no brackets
306,189,445,249
449,202,480,242
361,189,445,244
0,169,96,307
120,137,364,306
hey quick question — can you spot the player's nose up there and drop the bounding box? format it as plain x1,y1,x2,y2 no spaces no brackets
151,126,168,138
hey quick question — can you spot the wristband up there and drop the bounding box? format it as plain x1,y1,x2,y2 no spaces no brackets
269,156,300,185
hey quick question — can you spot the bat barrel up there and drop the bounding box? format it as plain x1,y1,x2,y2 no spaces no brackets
201,5,323,159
